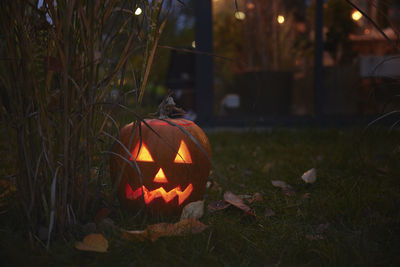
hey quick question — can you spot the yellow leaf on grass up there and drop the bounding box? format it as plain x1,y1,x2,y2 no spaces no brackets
122,218,208,242
75,233,108,253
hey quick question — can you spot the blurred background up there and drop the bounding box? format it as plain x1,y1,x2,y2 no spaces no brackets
130,0,400,126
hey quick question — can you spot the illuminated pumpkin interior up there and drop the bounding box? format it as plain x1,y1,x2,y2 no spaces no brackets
126,139,195,205
130,143,154,162
126,183,193,205
174,140,192,164
153,168,168,183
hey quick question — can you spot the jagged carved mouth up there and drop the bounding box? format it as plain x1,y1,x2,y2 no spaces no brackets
125,183,193,205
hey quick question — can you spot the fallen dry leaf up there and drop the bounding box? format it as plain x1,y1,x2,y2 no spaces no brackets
271,180,289,188
180,200,204,221
121,229,148,242
223,191,254,215
282,187,296,196
170,218,207,235
122,219,208,242
238,194,252,200
248,192,263,204
207,200,231,213
75,233,108,253
301,168,317,184
271,180,295,196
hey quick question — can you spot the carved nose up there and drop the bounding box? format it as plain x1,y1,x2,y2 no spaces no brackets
153,168,168,183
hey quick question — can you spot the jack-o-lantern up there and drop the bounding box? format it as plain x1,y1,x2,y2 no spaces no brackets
110,118,211,214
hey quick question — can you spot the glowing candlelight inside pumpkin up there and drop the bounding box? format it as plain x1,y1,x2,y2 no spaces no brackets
174,140,193,164
110,117,211,214
126,183,193,205
153,168,168,183
130,143,154,162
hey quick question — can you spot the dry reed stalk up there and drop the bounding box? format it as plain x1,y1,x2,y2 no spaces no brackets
0,0,169,245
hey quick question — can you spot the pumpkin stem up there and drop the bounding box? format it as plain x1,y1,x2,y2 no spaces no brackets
157,91,186,119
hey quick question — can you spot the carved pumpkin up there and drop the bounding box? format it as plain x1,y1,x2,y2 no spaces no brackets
110,118,211,214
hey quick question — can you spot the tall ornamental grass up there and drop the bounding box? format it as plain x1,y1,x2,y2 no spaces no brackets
0,0,167,245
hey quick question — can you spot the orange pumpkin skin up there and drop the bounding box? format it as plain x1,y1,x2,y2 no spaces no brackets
110,118,211,214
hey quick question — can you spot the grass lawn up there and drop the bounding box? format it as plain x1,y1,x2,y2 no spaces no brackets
1,128,400,266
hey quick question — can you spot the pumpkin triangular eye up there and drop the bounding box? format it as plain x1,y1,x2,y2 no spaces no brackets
174,140,192,164
153,168,168,183
130,143,154,162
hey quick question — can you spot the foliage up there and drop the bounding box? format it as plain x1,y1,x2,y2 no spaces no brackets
324,0,357,64
213,0,297,72
0,0,168,244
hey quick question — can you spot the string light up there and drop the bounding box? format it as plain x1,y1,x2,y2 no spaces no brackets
352,10,362,21
277,15,285,24
134,7,142,16
234,11,246,20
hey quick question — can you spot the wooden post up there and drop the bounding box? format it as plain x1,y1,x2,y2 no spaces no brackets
314,0,324,119
194,0,214,125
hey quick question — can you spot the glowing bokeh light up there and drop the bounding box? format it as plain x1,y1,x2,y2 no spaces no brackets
134,7,142,16
277,15,285,24
352,10,362,21
234,11,246,20
246,3,255,10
